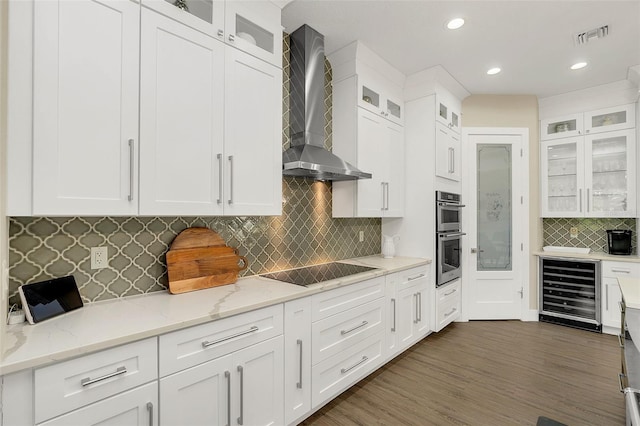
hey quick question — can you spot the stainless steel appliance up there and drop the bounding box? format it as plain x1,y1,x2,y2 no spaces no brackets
260,262,378,286
538,257,601,332
436,191,464,233
607,230,633,255
436,191,464,287
620,298,640,425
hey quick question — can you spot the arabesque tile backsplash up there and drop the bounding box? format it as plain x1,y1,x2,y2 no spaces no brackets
543,218,636,254
7,35,381,306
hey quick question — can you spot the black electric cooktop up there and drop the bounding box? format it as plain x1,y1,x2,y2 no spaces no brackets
261,262,378,286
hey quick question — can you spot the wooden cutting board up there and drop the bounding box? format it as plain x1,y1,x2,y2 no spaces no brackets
166,228,248,294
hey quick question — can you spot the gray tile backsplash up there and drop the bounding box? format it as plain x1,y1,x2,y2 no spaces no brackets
543,218,636,254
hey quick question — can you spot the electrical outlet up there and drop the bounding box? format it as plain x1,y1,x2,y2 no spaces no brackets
91,247,108,269
359,230,364,242
570,227,579,238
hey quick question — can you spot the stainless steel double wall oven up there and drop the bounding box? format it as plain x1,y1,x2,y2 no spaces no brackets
436,191,465,287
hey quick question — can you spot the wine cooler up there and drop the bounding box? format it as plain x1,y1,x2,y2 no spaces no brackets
539,257,601,332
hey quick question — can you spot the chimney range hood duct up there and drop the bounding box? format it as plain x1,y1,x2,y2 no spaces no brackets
283,25,372,181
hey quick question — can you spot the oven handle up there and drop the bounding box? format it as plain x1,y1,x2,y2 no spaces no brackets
437,202,466,208
440,232,466,238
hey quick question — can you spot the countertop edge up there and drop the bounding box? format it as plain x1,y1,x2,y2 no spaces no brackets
0,255,430,375
533,251,640,263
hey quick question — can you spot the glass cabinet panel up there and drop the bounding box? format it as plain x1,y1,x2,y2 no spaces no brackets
362,85,380,108
387,99,401,120
235,14,273,54
545,142,579,214
163,0,215,24
585,104,636,135
540,113,583,141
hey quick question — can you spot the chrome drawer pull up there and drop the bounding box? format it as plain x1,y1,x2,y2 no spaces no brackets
341,321,368,336
618,334,625,348
413,293,419,324
237,365,244,425
444,307,457,318
340,356,368,374
202,326,259,348
391,298,396,332
146,402,153,426
225,371,231,426
611,268,631,274
297,339,303,389
444,288,457,296
128,139,134,202
407,273,425,281
216,153,223,205
417,292,422,322
81,366,127,387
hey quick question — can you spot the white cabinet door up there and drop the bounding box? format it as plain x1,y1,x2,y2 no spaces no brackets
584,103,636,135
224,48,282,216
284,298,312,425
384,121,405,217
436,92,461,133
435,122,461,182
540,137,585,217
356,109,386,217
233,336,284,426
540,113,584,140
39,382,158,426
32,0,139,215
160,355,232,426
584,129,636,218
602,277,622,330
396,284,418,351
140,0,225,39
139,7,225,215
414,273,431,336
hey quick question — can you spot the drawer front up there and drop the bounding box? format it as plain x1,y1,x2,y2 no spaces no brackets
437,279,460,304
34,338,158,423
311,333,384,409
602,261,640,279
436,296,460,332
159,304,283,377
312,276,385,321
396,266,429,291
312,298,384,365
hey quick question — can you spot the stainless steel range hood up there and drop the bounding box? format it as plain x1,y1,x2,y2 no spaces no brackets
283,25,371,181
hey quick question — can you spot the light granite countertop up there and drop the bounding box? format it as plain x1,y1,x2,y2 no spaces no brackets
0,255,429,375
533,250,640,263
619,277,640,310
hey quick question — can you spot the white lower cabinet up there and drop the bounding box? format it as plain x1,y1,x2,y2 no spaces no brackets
601,261,640,333
39,382,158,426
435,280,461,332
284,297,312,425
160,336,284,426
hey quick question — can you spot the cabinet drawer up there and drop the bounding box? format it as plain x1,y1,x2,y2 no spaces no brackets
602,261,640,279
311,333,384,409
159,304,283,376
312,298,384,365
437,280,460,305
34,338,158,423
396,266,429,291
312,276,385,321
38,382,158,426
436,297,460,332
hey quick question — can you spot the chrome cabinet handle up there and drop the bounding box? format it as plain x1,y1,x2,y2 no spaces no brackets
228,155,234,205
612,268,631,274
418,292,422,323
385,182,389,210
217,153,223,205
228,34,235,42
413,293,419,324
618,334,625,348
587,188,590,212
606,284,609,310
81,366,127,386
146,402,153,426
407,273,425,281
619,373,627,392
444,307,457,318
381,182,385,211
237,365,244,425
340,356,368,374
341,321,368,336
444,288,457,296
202,326,258,348
579,189,582,212
225,371,231,426
128,139,134,201
297,339,303,389
391,298,396,332
620,301,625,313
217,29,224,37
448,147,454,173
451,148,455,174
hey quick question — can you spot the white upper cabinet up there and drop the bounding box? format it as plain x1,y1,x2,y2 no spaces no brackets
435,121,461,182
541,103,635,140
139,8,225,216
358,74,404,126
144,0,282,68
541,129,636,218
32,0,140,216
436,91,461,134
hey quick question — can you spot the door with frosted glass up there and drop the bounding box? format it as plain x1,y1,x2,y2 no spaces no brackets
466,133,526,320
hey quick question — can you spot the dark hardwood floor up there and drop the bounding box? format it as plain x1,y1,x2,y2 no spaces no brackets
302,321,625,426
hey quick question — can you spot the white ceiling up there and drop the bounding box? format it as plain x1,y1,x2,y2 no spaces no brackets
281,0,640,98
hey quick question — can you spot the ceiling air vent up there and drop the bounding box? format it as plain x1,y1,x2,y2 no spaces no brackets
575,25,609,45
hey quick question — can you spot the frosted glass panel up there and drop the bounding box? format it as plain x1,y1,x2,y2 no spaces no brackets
477,144,512,271
547,143,578,212
590,135,628,212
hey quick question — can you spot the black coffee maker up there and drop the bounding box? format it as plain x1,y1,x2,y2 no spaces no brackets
606,230,632,255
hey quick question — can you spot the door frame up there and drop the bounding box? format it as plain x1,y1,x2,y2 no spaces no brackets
460,127,530,321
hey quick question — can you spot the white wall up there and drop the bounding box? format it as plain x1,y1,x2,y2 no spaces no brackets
461,95,540,310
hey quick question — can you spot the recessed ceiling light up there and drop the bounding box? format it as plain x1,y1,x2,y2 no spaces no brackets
447,18,465,30
487,67,501,75
571,62,588,70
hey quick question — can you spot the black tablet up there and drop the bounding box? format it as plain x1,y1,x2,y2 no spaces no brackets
18,276,83,324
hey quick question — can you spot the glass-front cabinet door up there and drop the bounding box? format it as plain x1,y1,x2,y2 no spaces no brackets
585,129,636,217
540,113,583,140
225,1,282,67
541,137,585,217
584,103,636,135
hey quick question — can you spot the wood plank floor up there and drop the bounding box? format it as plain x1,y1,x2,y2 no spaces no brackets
301,321,625,426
